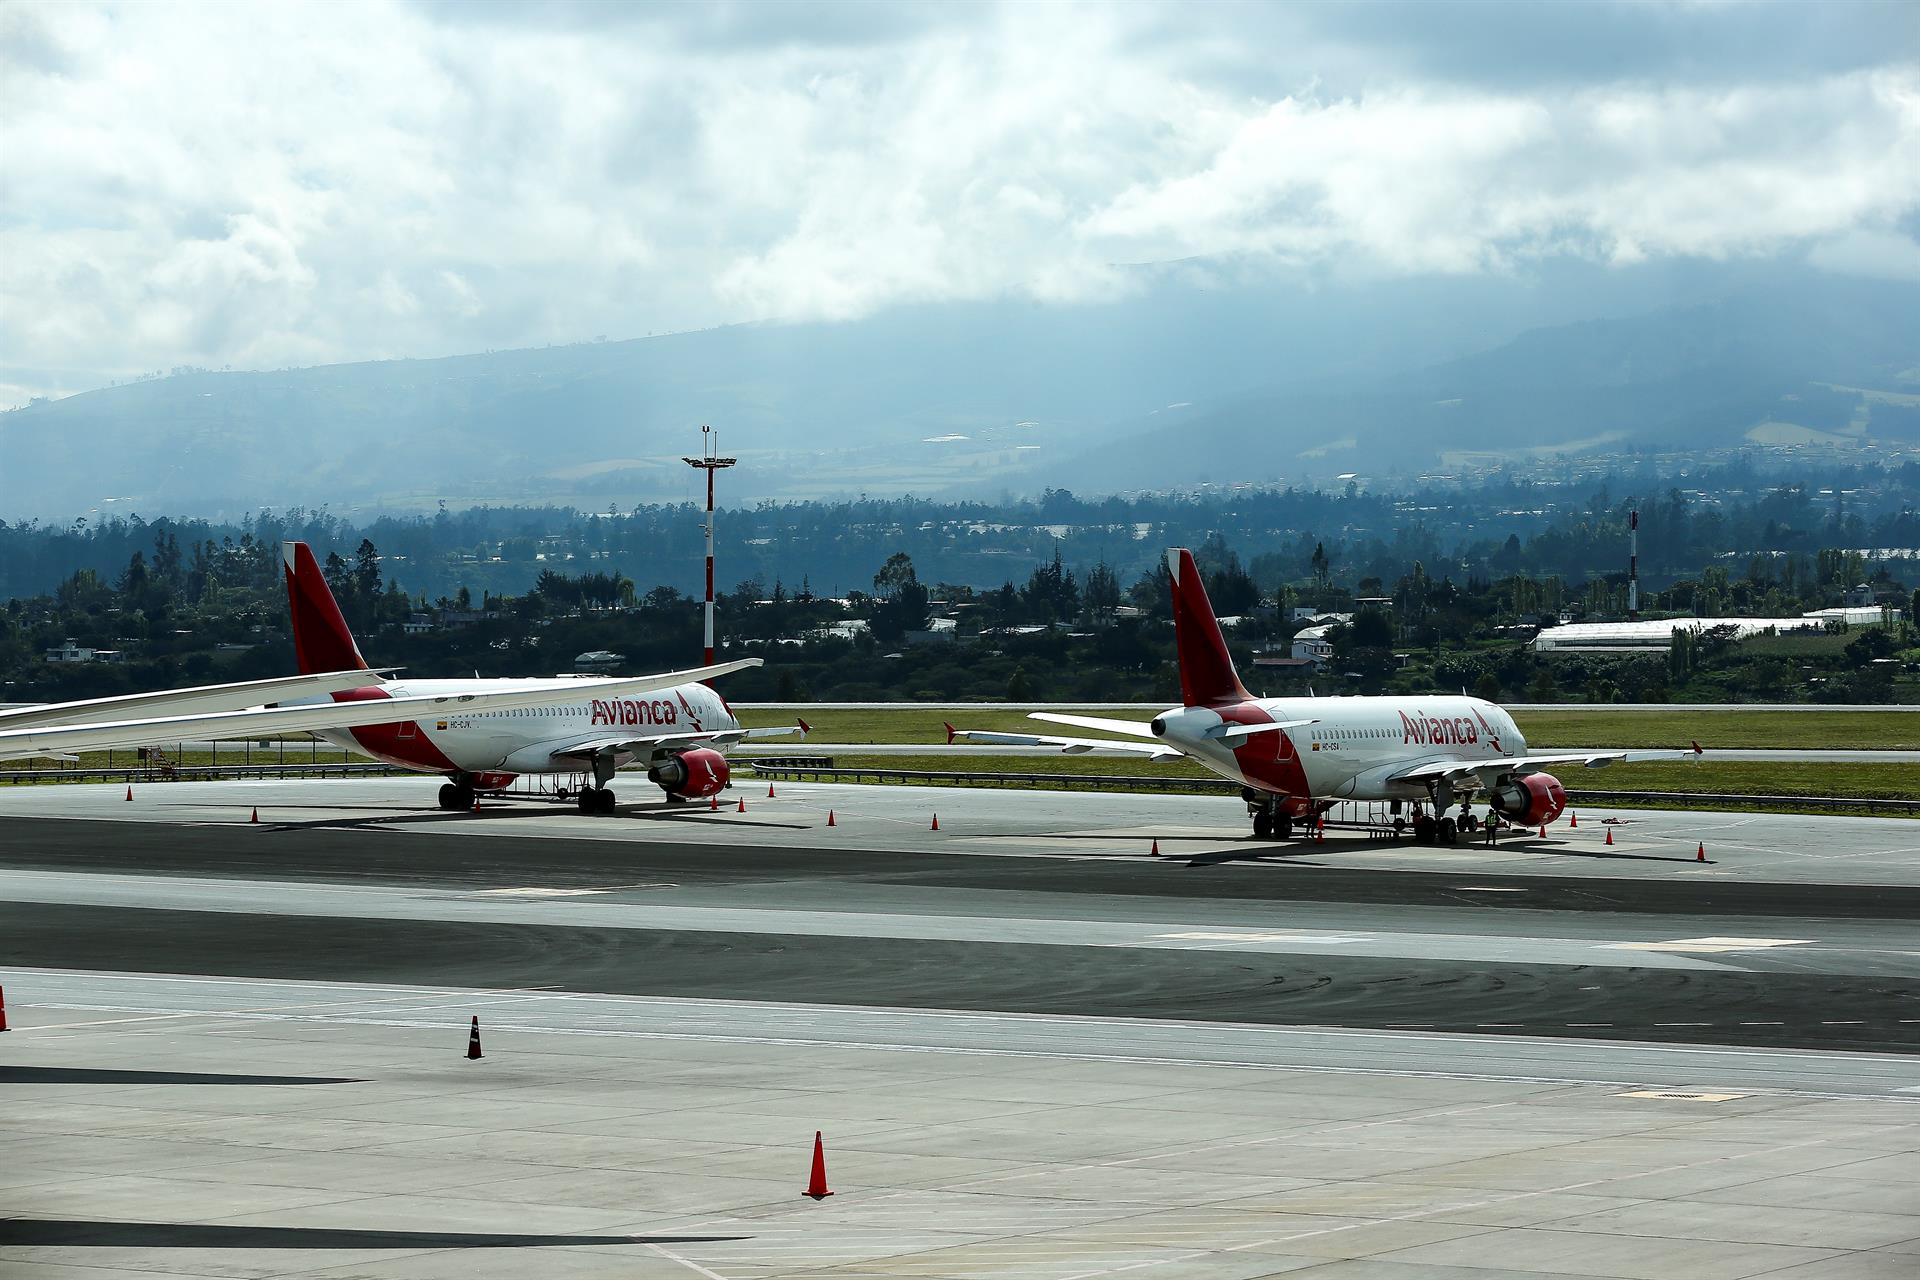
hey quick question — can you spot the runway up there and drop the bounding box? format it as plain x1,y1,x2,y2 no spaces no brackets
3,778,1917,1277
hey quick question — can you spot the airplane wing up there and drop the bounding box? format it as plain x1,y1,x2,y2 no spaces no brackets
541,719,811,765
1388,743,1703,785
1027,712,1315,744
946,722,1186,761
0,668,394,731
1028,712,1159,739
0,659,762,760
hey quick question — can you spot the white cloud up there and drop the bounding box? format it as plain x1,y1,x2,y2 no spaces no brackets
0,0,1915,404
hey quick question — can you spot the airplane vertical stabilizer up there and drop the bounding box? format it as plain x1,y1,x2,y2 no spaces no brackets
1167,547,1251,708
283,542,369,675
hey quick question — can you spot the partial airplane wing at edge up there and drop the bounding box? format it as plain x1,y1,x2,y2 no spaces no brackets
0,668,393,731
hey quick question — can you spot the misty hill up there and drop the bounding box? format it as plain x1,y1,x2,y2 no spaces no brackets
3,264,1914,520
1047,277,1920,491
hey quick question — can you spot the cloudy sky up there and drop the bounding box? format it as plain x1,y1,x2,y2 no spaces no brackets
1,0,1915,407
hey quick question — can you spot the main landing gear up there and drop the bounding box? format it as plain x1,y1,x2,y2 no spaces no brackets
1244,789,1295,841
437,780,475,811
1404,795,1482,845
576,787,617,815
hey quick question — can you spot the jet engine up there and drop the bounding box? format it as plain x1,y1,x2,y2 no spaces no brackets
648,747,729,799
1490,772,1568,826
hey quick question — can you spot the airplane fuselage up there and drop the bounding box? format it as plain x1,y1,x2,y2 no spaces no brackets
302,678,740,780
1163,694,1526,812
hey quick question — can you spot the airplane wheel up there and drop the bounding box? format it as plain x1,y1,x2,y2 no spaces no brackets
577,789,596,814
1437,817,1458,845
1275,817,1293,841
438,783,458,810
596,789,617,815
1460,814,1479,833
448,784,475,811
1413,815,1438,844
1252,812,1273,839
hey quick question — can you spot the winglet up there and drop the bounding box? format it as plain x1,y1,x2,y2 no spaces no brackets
1691,740,1703,757
944,721,957,745
796,717,811,738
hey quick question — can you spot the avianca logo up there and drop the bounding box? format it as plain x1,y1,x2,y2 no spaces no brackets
591,698,680,727
675,690,704,731
1399,709,1481,747
1471,707,1505,753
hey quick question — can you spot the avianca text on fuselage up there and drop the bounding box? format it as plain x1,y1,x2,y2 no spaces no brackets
1399,709,1487,748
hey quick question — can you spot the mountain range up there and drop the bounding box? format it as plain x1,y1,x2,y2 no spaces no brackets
2,261,1914,521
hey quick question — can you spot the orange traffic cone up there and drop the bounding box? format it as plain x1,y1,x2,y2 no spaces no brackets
1316,816,1325,843
710,794,719,810
1150,838,1160,856
473,797,481,812
1539,824,1547,838
826,809,836,827
1697,842,1707,862
0,984,9,1033
768,782,776,798
737,797,746,813
125,786,133,802
1569,811,1578,828
466,1016,483,1060
930,813,939,831
1604,828,1614,846
249,807,259,824
802,1131,833,1200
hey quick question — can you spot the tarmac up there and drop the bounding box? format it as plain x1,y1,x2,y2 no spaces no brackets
2,777,1917,1278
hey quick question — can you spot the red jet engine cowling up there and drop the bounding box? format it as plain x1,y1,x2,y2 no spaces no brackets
648,747,729,799
1491,772,1568,826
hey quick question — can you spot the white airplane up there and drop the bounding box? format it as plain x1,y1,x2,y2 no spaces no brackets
0,663,761,767
948,548,1700,844
277,541,804,813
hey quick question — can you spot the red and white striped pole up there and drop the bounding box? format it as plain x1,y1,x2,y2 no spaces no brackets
683,426,736,677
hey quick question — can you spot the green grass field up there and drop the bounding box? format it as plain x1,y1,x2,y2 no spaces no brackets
737,706,1920,750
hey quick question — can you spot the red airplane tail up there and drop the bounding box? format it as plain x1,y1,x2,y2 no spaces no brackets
282,542,370,675
1167,548,1251,708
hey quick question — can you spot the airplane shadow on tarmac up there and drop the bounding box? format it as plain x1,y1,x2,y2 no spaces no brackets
251,804,812,835
1180,840,1706,869
0,1066,364,1086
0,1221,748,1249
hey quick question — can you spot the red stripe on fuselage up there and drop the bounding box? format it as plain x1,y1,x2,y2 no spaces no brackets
329,687,461,774
1213,702,1315,816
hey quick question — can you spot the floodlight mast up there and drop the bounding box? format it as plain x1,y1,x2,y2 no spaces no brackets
682,425,737,675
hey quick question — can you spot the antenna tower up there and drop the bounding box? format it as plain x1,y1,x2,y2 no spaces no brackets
682,425,736,672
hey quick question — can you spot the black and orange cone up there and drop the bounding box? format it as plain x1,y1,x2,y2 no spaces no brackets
1696,842,1707,862
1150,838,1160,856
768,782,776,798
930,813,939,831
827,809,836,826
249,807,259,824
802,1131,833,1200
1569,811,1578,828
737,796,746,813
466,1016,483,1060
125,785,133,802
0,984,9,1033
1604,828,1614,846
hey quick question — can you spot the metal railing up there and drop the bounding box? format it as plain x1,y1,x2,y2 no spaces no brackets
745,763,1920,814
